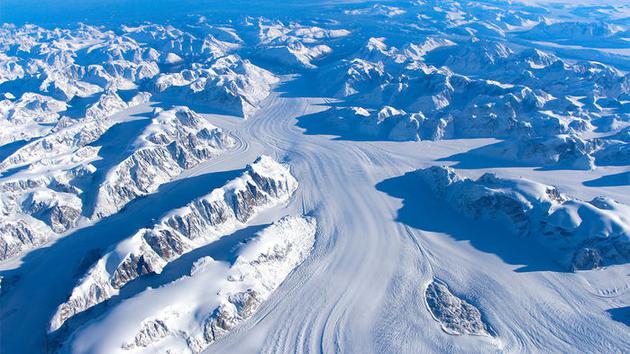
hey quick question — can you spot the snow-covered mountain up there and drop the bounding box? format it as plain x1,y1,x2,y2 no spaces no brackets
0,100,235,261
1,1,629,353
416,166,630,270
62,215,316,354
151,54,278,117
253,18,350,69
51,155,298,332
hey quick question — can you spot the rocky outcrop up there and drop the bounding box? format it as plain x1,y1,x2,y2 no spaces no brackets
425,280,490,336
416,166,630,270
122,216,315,353
0,218,53,261
198,216,316,348
23,190,82,233
50,156,298,331
151,55,278,117
0,165,94,261
121,319,170,350
0,23,258,263
0,104,234,262
0,95,120,261
62,215,316,353
92,106,235,218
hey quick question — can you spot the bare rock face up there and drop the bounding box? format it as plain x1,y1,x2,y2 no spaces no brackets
22,190,82,233
425,280,490,336
0,23,248,264
50,156,298,332
41,205,81,233
0,105,233,262
0,167,90,261
572,248,604,271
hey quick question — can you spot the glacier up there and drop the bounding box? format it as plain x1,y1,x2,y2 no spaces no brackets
0,0,629,353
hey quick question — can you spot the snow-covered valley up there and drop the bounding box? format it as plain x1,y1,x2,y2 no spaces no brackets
1,0,629,353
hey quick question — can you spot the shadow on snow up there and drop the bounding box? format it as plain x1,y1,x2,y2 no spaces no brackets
583,171,630,187
0,167,243,353
47,222,269,350
607,306,630,327
78,117,153,217
376,170,565,273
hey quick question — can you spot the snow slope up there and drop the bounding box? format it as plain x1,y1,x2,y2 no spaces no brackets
0,1,629,354
62,215,316,354
51,155,297,332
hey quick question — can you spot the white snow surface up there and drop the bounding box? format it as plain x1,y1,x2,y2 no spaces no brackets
92,106,236,218
61,215,316,354
50,155,298,332
417,165,630,270
254,19,350,69
0,1,629,354
152,54,279,117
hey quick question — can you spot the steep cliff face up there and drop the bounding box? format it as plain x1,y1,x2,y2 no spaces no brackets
51,156,298,332
0,164,94,261
0,218,53,261
58,215,315,354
